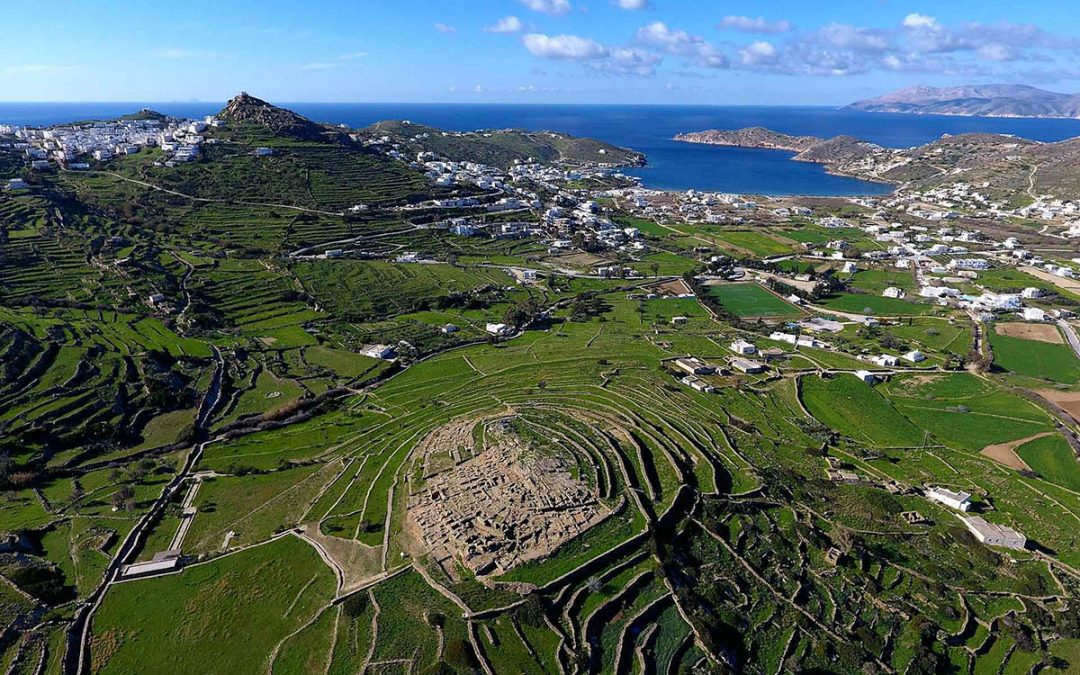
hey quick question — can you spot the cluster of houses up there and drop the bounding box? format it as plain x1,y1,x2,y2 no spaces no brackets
3,115,221,171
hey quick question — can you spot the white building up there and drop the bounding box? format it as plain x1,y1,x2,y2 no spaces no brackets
871,354,899,367
485,323,512,336
360,344,396,360
730,340,757,355
681,376,716,394
882,287,905,299
903,350,926,363
926,486,972,511
962,516,1026,550
1022,307,1048,322
854,370,877,385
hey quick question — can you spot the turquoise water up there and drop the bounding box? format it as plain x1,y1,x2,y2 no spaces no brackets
4,102,1079,196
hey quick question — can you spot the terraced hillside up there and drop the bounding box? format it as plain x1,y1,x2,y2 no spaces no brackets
0,99,1078,675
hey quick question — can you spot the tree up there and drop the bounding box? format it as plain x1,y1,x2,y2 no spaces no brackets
503,298,540,328
650,261,660,278
111,485,135,512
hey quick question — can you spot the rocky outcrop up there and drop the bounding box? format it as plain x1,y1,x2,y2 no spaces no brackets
219,92,335,142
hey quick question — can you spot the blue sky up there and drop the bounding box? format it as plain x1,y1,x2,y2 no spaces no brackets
2,0,1079,104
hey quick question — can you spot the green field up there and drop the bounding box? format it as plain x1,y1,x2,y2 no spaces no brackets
818,292,937,316
989,330,1080,383
706,283,803,318
1017,434,1080,491
801,374,925,447
91,536,335,675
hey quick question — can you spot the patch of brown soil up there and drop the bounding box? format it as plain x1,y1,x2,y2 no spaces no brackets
1036,389,1080,419
980,432,1053,470
995,322,1063,344
653,278,692,296
298,524,383,594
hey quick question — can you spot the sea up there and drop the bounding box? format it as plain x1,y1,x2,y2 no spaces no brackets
5,102,1080,197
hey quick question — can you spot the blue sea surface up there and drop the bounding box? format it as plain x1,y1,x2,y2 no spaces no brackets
4,102,1080,196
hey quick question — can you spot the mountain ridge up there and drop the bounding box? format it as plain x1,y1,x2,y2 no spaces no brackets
845,84,1080,119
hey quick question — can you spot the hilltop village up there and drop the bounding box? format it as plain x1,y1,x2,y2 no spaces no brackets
1,95,1080,675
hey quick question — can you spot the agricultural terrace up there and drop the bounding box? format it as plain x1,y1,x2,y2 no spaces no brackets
85,290,1080,674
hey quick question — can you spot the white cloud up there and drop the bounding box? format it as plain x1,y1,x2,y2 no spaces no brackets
635,22,728,68
522,33,607,60
719,16,792,34
739,41,777,66
486,16,524,34
519,0,572,15
434,23,457,34
339,51,368,60
615,0,650,9
605,47,662,75
902,13,939,30
977,43,1015,61
521,33,660,75
816,23,889,52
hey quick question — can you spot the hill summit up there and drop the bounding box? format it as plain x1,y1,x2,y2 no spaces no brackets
219,92,332,141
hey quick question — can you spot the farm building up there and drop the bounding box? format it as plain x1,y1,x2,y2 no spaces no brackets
926,486,972,511
871,354,899,367
674,357,716,376
441,324,459,334
360,344,396,360
485,323,512,336
730,358,766,374
671,316,688,325
962,516,1026,550
826,468,860,483
121,550,181,578
882,287,905,299
680,376,716,394
854,370,877,385
903,350,926,363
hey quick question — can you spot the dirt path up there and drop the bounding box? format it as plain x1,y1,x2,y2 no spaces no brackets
980,432,1053,471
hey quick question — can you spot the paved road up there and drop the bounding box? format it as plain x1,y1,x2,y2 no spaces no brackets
1058,320,1080,360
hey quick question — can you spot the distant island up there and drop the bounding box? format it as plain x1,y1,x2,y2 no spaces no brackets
845,84,1080,119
